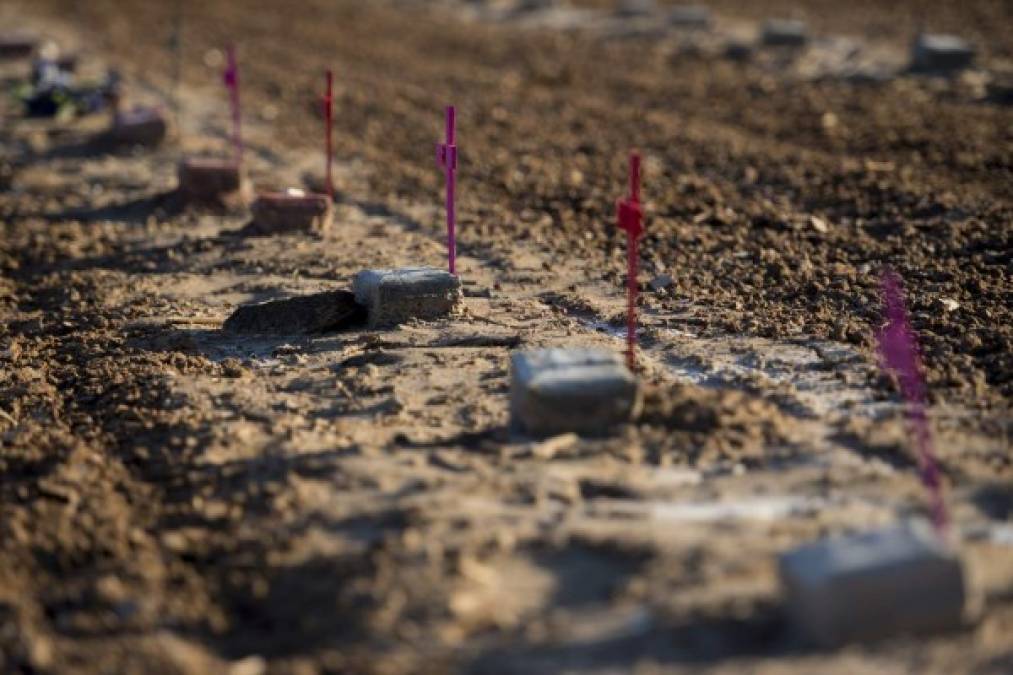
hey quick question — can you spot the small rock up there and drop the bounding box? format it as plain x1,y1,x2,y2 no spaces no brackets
761,19,809,47
220,358,246,378
809,215,829,233
530,432,580,459
223,290,366,334
229,655,267,675
939,297,960,312
649,273,675,291
911,33,975,73
779,522,966,646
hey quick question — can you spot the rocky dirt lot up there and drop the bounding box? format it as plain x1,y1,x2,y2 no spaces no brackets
0,0,1011,673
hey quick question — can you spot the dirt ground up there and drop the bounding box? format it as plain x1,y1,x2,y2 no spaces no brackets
1,0,1011,673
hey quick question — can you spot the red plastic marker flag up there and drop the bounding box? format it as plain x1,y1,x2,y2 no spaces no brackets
876,269,949,535
616,151,644,370
436,105,458,275
223,44,242,166
322,69,334,201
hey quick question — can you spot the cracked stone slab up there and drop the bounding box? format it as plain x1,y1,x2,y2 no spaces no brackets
223,290,365,334
510,347,642,436
779,521,966,646
352,267,461,328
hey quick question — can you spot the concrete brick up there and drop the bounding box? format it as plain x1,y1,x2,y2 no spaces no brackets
911,34,975,73
510,348,642,436
105,107,167,148
352,267,461,328
177,157,251,208
779,522,966,646
247,189,333,235
761,19,808,47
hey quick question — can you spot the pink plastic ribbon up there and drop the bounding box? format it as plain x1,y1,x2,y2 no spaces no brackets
436,106,457,275
876,268,949,535
323,69,334,200
616,151,644,370
223,44,242,166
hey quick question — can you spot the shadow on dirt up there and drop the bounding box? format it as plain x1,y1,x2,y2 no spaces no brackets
465,601,797,674
21,190,181,224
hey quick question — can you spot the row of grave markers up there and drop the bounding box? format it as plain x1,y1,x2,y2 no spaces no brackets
207,44,965,647
213,50,643,381
261,42,968,647
1,25,966,650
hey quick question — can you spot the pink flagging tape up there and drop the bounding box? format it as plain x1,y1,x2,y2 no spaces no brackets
223,44,242,166
323,69,334,201
436,105,458,275
877,268,949,535
616,151,644,370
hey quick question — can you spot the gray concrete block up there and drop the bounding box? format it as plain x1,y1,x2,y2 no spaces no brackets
911,34,975,73
177,157,251,208
352,267,461,328
761,19,808,47
510,348,642,436
779,522,966,646
247,189,333,235
105,107,167,149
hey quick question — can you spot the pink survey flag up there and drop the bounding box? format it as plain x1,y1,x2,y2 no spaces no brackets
616,150,644,370
436,105,458,275
876,268,949,535
223,44,242,166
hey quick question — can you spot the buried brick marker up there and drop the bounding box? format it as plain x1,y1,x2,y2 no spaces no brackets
777,271,967,647
436,105,458,275
778,522,965,646
877,268,949,535
223,44,242,166
510,348,643,436
177,156,250,208
353,267,461,329
246,188,333,235
616,150,644,370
